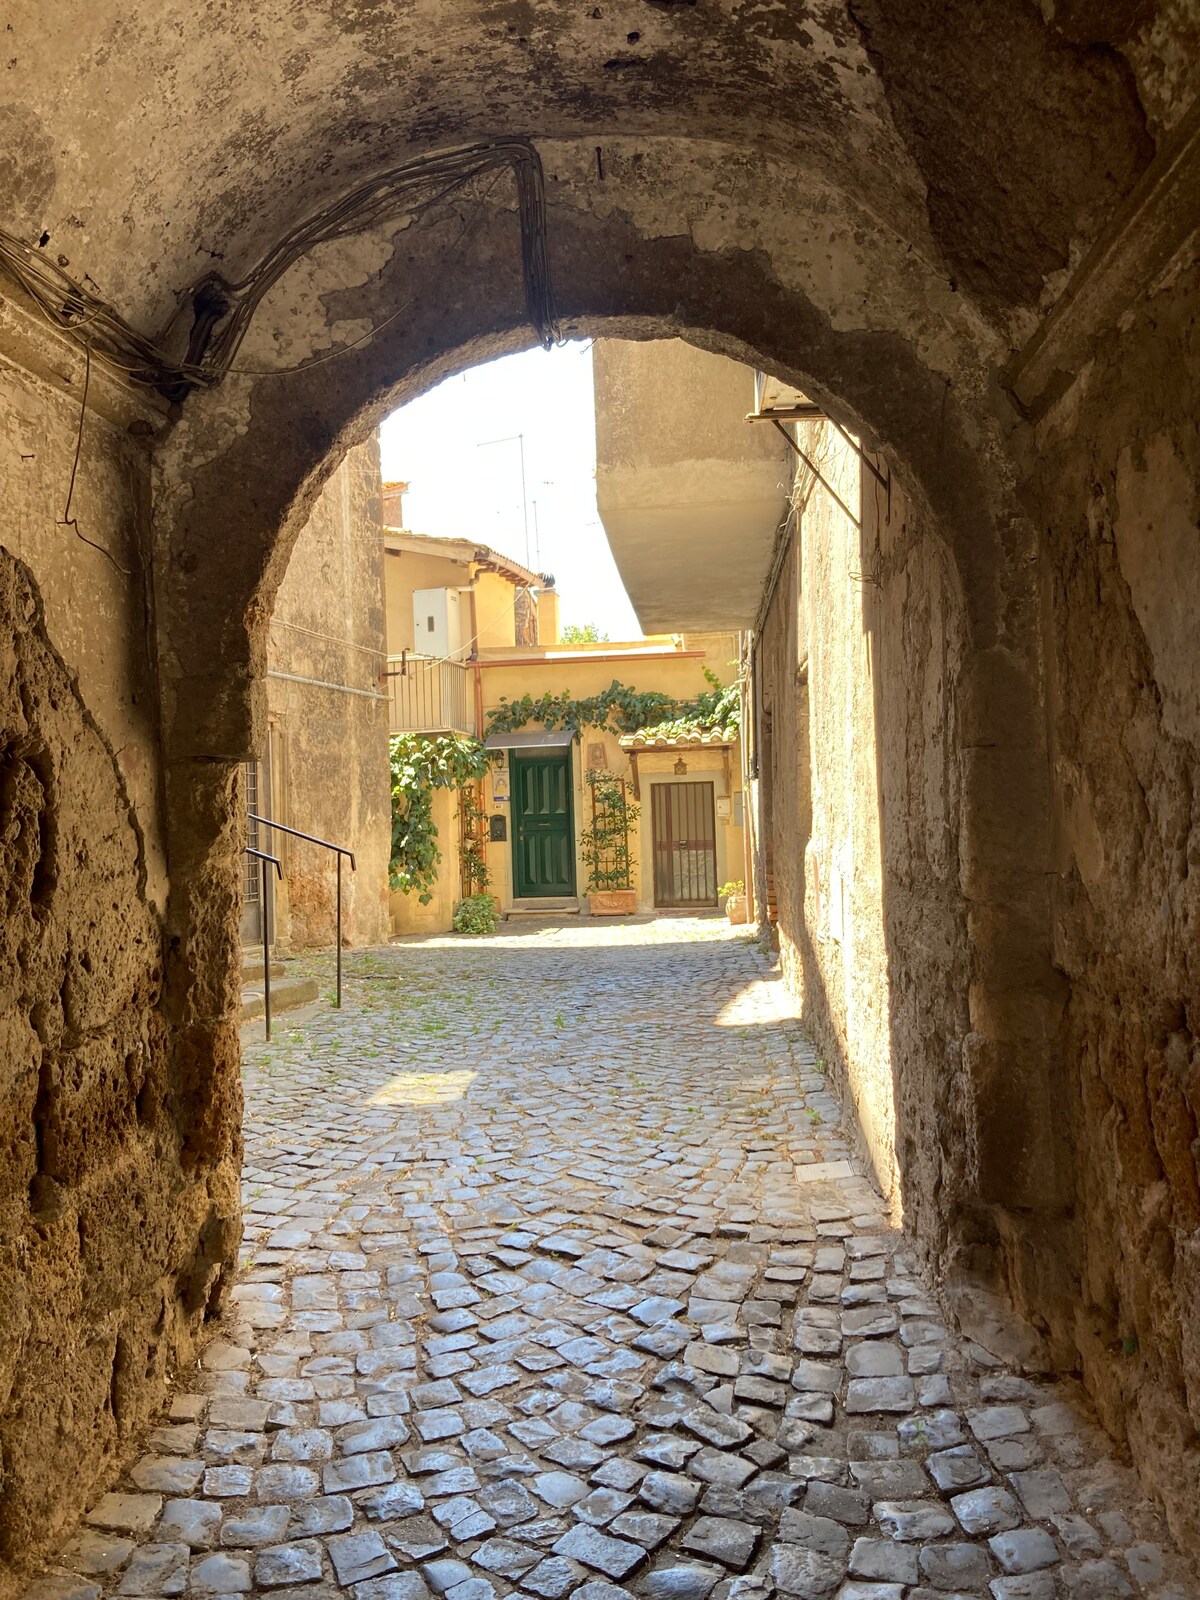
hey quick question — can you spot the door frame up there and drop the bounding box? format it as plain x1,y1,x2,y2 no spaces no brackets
510,748,577,898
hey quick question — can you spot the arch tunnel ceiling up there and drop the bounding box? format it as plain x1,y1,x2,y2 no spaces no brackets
5,2,1188,638
8,0,1178,335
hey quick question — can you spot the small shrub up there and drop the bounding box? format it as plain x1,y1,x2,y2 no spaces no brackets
453,894,498,936
718,879,745,899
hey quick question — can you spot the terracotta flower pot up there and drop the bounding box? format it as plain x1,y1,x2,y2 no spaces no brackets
725,893,749,925
589,889,638,916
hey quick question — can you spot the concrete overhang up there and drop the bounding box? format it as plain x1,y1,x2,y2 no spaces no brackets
594,340,792,634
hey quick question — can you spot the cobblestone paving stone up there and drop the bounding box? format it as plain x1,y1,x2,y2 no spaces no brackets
29,918,1197,1600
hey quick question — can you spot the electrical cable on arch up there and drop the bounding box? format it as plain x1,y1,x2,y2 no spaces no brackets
0,138,562,402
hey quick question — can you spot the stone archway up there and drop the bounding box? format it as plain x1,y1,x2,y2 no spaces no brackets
3,0,1199,1576
150,128,1063,1448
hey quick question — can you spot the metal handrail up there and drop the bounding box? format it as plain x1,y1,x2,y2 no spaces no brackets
244,847,283,1041
248,814,356,1008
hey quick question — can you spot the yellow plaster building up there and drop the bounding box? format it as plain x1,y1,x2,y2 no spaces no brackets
381,485,746,931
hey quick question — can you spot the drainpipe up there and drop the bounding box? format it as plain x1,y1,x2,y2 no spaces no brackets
742,675,754,921
473,663,484,739
741,632,757,925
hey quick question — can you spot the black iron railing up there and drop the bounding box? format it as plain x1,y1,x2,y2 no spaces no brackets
244,847,283,1040
247,815,357,1010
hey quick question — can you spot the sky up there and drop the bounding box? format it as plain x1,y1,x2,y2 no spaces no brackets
379,342,642,641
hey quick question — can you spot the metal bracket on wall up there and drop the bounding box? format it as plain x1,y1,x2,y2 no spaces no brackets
748,409,891,527
827,418,891,524
767,419,862,530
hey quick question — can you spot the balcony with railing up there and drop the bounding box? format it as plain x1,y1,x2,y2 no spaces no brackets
386,653,474,735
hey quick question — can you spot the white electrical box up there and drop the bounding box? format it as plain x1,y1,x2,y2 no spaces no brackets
413,587,462,659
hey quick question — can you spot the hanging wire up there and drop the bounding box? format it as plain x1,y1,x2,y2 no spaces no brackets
54,341,131,577
0,138,561,400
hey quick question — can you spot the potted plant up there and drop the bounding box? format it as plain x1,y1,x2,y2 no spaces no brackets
580,771,640,915
719,880,749,924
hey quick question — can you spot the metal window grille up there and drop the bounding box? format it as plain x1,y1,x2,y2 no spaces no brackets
244,762,261,902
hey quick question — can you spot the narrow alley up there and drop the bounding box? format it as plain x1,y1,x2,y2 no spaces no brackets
43,920,1191,1600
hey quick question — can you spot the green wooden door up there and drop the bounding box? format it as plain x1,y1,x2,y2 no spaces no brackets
512,752,576,897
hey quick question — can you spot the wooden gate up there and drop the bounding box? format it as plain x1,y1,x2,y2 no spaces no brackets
651,781,717,907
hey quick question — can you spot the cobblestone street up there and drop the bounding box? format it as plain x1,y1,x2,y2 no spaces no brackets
37,918,1193,1600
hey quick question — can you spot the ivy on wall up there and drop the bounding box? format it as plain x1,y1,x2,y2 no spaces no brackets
389,732,490,903
485,669,741,741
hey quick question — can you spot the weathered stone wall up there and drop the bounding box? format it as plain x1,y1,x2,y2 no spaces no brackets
869,469,974,1283
1030,254,1200,1550
266,438,392,950
759,425,970,1241
0,332,238,1595
754,532,805,985
799,429,895,1192
757,257,1200,1541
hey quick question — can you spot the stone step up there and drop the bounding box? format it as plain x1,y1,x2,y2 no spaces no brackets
240,946,299,983
507,897,581,916
239,973,320,1024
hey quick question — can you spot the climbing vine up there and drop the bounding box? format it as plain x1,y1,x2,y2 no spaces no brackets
485,668,740,741
458,782,490,899
389,732,490,903
580,771,640,892
632,671,741,741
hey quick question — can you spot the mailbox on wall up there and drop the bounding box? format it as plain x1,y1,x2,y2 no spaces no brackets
489,814,507,842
